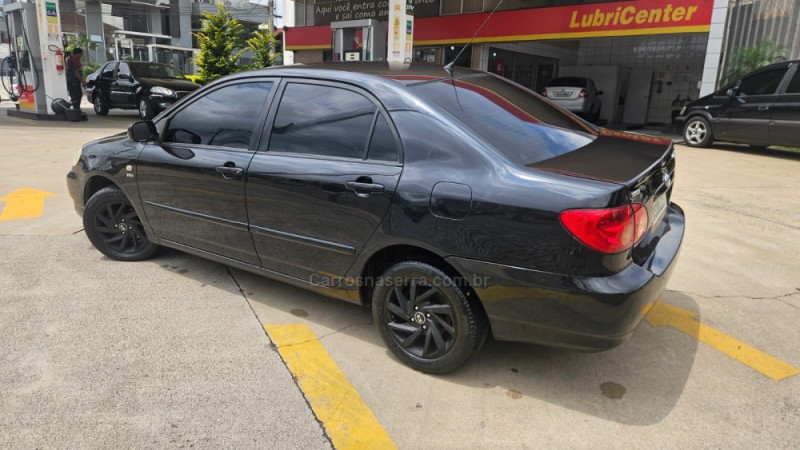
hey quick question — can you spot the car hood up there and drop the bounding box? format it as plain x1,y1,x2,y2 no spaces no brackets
139,78,200,91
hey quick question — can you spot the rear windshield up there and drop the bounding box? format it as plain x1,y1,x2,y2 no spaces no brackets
547,77,588,88
409,75,596,164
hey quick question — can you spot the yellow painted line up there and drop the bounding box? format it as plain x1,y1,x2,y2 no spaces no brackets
0,188,57,222
645,301,800,381
265,324,397,449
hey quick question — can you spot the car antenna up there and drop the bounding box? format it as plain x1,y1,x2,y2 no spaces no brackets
444,0,504,77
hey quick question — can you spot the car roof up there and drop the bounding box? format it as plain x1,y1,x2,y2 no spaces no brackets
233,62,486,86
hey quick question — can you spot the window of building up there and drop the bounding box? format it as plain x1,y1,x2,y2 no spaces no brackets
164,82,273,149
269,83,377,159
738,68,788,96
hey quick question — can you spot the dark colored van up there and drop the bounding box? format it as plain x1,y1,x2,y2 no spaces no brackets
675,60,800,148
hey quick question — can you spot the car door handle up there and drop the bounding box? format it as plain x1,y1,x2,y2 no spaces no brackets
216,165,244,179
758,106,770,111
345,181,385,196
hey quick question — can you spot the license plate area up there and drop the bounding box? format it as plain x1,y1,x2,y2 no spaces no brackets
651,193,668,228
554,90,573,98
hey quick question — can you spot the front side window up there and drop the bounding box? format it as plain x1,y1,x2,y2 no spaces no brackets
101,63,116,79
269,83,377,159
117,63,131,79
738,68,788,96
164,82,273,149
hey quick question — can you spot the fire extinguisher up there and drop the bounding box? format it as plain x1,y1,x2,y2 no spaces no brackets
55,48,64,71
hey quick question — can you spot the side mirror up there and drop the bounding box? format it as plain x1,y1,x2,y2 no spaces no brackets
128,121,158,142
727,88,746,103
597,90,604,96
118,73,131,81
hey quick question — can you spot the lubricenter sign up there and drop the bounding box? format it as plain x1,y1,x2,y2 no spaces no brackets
412,0,714,45
569,3,701,30
285,0,713,50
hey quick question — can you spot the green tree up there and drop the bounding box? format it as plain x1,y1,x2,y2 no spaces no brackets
721,39,787,85
246,29,280,69
194,4,245,83
66,33,98,65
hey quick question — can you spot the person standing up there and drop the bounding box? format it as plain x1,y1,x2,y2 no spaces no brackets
65,48,86,110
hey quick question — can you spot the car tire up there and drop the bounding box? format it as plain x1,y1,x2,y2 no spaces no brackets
372,260,488,374
138,97,154,120
93,93,109,116
683,116,713,147
83,186,159,261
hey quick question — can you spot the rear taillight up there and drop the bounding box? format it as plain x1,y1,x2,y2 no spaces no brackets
578,89,587,98
542,90,548,97
559,203,648,254
632,203,648,244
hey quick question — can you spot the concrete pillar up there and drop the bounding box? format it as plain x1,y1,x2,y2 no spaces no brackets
147,6,162,37
699,0,729,97
171,0,192,49
84,0,107,64
282,0,295,65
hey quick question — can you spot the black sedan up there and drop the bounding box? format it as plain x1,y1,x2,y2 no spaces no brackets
86,61,200,120
67,63,684,374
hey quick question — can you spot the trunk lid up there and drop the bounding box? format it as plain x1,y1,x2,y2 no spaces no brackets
530,129,676,235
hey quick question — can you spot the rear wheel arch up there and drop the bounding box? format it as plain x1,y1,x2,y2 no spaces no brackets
358,245,485,313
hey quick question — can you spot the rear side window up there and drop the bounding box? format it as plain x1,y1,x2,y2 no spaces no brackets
738,68,788,96
785,68,800,94
547,77,587,88
410,75,595,164
269,83,377,159
164,82,273,149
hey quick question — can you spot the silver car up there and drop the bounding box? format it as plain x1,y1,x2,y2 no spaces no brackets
543,77,603,122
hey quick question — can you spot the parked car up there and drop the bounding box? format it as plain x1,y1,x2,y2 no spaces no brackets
543,76,603,122
675,60,800,148
67,63,684,374
86,61,200,119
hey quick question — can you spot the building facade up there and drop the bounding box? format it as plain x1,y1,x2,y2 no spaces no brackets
281,0,735,125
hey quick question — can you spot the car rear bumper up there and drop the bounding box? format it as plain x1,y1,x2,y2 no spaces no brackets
446,204,685,351
551,98,590,113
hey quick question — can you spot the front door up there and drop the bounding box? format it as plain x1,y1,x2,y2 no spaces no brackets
246,81,402,283
137,80,277,265
770,65,800,147
714,66,788,144
111,62,136,107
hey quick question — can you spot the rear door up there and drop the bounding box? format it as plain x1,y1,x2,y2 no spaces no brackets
715,66,787,144
246,80,402,284
136,78,277,265
769,64,800,147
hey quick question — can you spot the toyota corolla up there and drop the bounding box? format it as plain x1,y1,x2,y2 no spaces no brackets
67,63,684,374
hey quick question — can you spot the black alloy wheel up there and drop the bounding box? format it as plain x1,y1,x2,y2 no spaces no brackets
93,94,109,115
84,186,158,261
372,261,488,373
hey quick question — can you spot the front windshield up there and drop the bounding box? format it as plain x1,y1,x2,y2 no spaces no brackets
130,63,185,80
